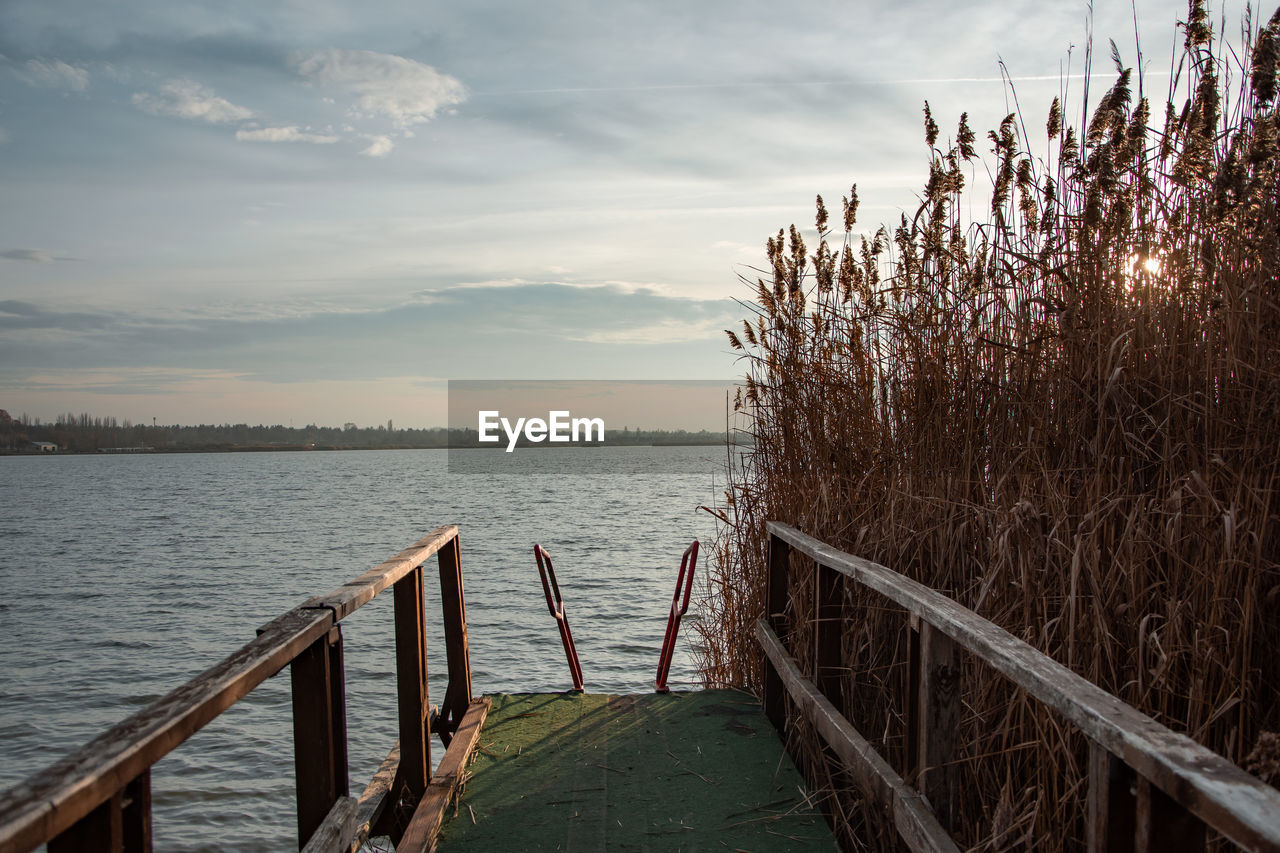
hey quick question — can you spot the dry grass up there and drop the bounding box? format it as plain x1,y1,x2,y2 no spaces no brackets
696,2,1280,849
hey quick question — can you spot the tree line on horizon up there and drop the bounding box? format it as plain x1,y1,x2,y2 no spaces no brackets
0,409,736,452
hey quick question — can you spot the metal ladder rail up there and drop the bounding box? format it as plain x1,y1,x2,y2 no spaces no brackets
655,540,699,693
534,544,585,692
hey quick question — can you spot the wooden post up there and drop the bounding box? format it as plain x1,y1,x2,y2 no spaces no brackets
814,560,852,820
121,770,152,853
1088,742,1136,853
47,769,152,853
814,562,844,706
291,624,349,848
393,564,431,803
906,614,921,781
47,791,122,853
912,620,960,831
1135,777,1206,852
437,533,472,744
764,532,791,734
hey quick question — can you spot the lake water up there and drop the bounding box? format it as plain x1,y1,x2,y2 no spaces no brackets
0,446,727,850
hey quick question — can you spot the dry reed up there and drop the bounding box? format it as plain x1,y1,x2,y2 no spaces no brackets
696,2,1280,849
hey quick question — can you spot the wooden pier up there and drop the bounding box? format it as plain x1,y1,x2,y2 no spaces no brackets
431,691,829,851
0,523,1278,852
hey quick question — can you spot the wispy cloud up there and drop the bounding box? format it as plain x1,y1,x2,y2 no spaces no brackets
293,48,467,127
235,125,339,144
0,284,739,378
1,248,53,263
570,317,727,345
475,71,1149,99
132,79,252,124
711,240,759,258
13,367,247,395
360,134,393,157
21,58,88,91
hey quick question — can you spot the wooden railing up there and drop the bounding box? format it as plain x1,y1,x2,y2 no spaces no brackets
759,521,1280,853
0,524,489,853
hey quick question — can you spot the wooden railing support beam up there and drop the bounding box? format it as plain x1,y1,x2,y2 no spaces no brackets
393,565,431,805
1088,743,1135,853
912,621,960,831
47,768,152,853
814,562,844,706
291,624,349,848
764,532,792,734
120,771,151,853
47,791,121,853
437,534,472,745
1135,777,1206,853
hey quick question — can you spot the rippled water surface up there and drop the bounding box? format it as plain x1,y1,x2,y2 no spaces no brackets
0,447,725,850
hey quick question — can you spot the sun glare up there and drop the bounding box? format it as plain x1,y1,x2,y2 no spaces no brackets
1122,252,1164,289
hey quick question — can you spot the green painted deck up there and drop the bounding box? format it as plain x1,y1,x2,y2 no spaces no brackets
434,689,834,852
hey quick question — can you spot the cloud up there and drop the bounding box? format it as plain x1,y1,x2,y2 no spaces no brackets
235,126,340,144
571,317,728,345
21,58,88,91
0,128,8,143
712,239,760,258
360,135,393,157
293,48,467,127
0,284,740,383
6,367,257,399
132,79,253,124
1,249,53,263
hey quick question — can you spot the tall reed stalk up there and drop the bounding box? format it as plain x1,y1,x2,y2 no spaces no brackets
698,2,1280,848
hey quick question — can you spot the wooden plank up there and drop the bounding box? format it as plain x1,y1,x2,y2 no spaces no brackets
436,534,472,743
756,621,960,853
814,561,852,821
766,521,1280,853
767,531,791,635
0,606,332,853
764,533,791,734
327,627,350,805
305,526,460,622
393,565,430,803
906,616,921,782
47,790,122,853
914,622,959,830
300,796,357,853
397,699,490,853
292,626,349,848
1088,741,1135,853
814,562,843,705
352,742,400,850
120,771,151,853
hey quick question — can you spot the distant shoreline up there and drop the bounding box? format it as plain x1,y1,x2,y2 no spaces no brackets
1,439,750,456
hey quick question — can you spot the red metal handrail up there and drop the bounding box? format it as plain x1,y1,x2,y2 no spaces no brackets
534,544,585,692
655,540,699,693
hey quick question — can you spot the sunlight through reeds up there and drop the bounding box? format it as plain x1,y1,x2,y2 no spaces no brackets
697,2,1280,849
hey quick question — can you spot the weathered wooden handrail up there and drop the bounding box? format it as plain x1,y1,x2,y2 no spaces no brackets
0,524,478,853
761,521,1280,853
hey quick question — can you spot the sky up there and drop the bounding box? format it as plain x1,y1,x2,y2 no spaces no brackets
0,0,1216,428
